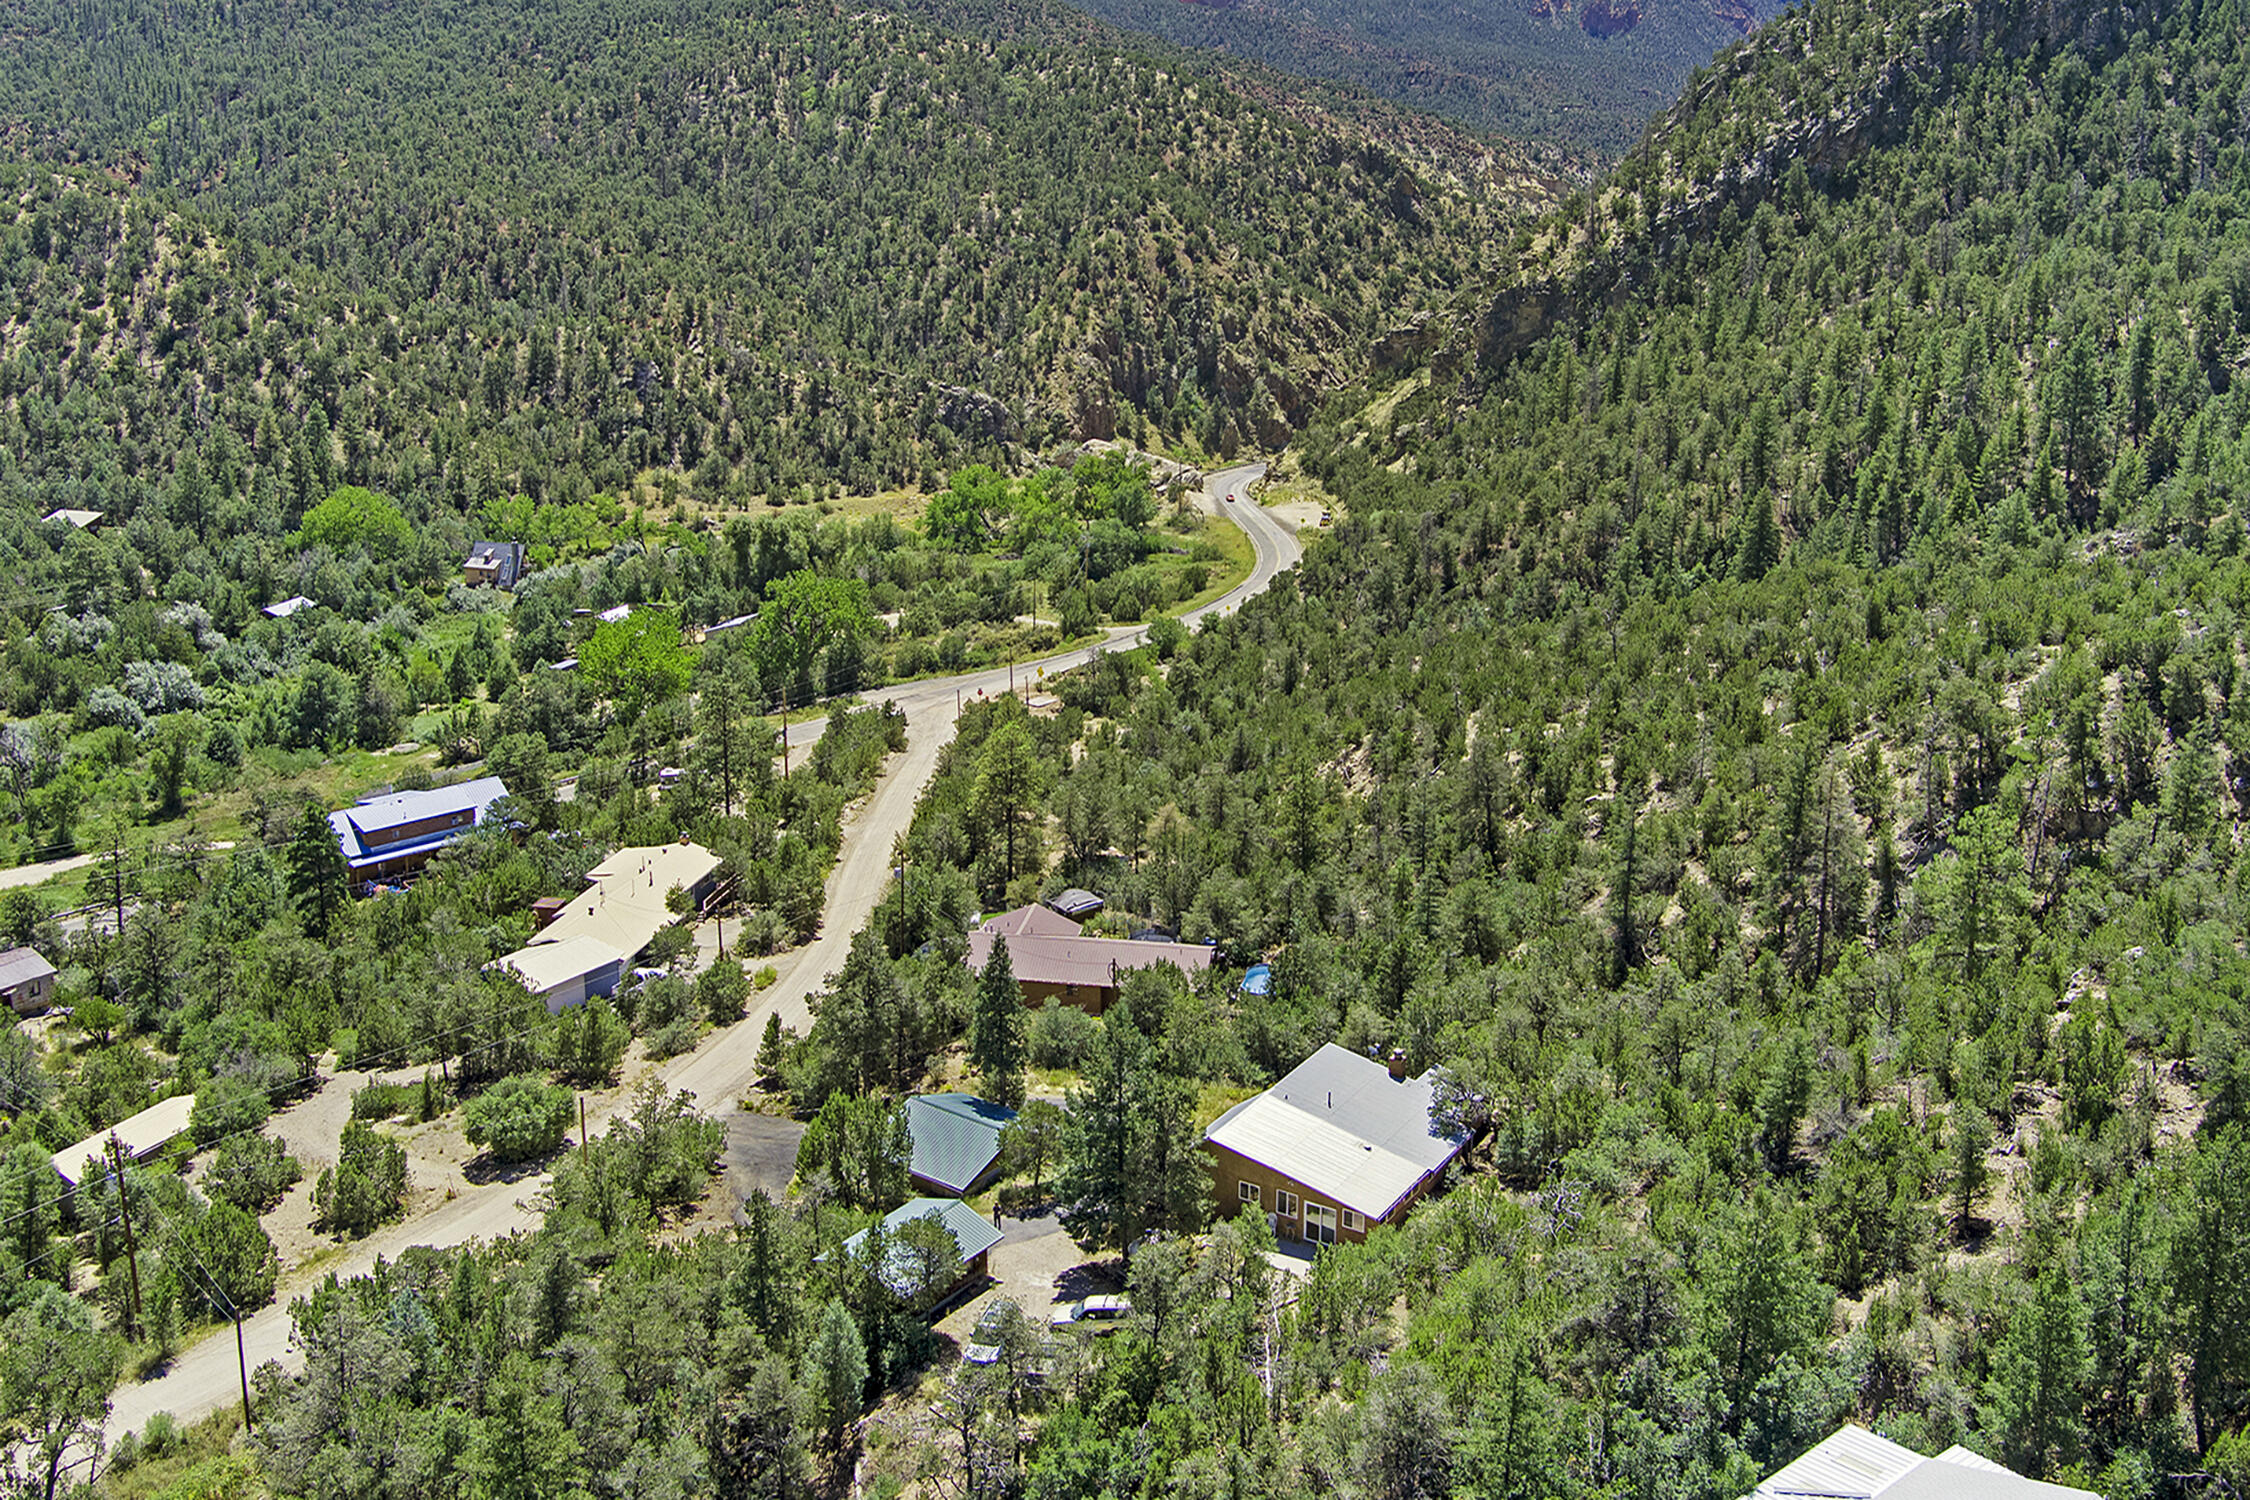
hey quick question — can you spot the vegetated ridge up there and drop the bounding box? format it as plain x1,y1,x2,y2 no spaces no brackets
0,0,1566,529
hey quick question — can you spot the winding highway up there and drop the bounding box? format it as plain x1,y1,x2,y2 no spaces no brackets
100,460,1298,1442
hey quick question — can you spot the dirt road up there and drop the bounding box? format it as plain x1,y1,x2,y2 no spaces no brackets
103,462,1296,1440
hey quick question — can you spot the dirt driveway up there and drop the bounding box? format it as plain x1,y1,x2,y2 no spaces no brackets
935,1211,1119,1346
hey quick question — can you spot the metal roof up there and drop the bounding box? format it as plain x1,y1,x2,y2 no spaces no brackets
1748,1427,2098,1500
263,595,316,618
0,945,56,988
1046,888,1104,918
527,842,719,964
51,1093,196,1185
842,1198,1005,1299
976,905,1084,939
328,776,510,866
966,929,1214,991
42,509,102,528
906,1094,1016,1194
1203,1044,1467,1221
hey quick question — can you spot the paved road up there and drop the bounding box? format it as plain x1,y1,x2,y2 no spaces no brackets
102,461,1296,1441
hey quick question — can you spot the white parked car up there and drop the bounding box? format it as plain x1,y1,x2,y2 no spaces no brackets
1050,1293,1132,1331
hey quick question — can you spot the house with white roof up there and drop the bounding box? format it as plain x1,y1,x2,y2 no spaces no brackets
1745,1424,2098,1500
486,841,720,1011
327,775,512,889
50,1093,197,1186
1203,1043,1468,1247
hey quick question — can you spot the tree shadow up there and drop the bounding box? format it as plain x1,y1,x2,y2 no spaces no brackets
461,1152,554,1186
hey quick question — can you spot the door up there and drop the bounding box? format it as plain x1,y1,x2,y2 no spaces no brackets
1303,1202,1338,1246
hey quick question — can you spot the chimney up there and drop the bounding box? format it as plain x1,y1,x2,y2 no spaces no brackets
1387,1050,1408,1081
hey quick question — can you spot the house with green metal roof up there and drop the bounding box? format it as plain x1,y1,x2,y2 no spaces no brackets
842,1198,1005,1307
905,1093,1018,1196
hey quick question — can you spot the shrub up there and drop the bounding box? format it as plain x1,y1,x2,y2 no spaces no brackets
1028,998,1099,1071
313,1120,407,1237
462,1074,575,1162
205,1132,302,1213
189,1077,270,1146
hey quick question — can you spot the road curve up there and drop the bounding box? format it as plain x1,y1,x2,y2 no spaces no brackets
102,461,1298,1441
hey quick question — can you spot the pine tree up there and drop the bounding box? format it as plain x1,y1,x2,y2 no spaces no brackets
285,802,349,938
804,1297,868,1449
970,937,1027,1107
1983,1263,2091,1478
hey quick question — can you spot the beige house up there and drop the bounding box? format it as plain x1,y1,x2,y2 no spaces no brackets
964,905,1213,1015
1203,1044,1467,1248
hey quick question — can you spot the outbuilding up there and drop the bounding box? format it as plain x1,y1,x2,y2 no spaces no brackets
0,946,57,1016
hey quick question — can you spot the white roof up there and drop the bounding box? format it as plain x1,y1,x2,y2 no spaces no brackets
1206,1094,1434,1219
264,595,317,618
43,508,102,528
51,1093,196,1185
529,842,719,963
1749,1426,2099,1500
1204,1044,1467,1221
597,603,633,623
490,934,624,995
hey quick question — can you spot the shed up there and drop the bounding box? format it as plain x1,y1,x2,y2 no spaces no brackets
263,595,317,619
1045,888,1104,919
51,1093,197,1186
905,1094,1018,1196
0,946,58,1016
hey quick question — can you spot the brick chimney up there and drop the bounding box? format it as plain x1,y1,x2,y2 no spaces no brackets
1387,1049,1408,1081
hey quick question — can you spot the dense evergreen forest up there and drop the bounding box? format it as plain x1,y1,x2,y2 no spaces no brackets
11,0,2250,1495
0,0,1561,525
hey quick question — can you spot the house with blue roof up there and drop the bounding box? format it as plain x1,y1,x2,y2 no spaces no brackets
905,1094,1018,1197
327,775,511,891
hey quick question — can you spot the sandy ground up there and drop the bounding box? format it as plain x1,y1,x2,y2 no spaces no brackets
1266,499,1326,530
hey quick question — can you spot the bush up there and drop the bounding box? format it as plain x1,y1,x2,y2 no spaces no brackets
698,959,751,1024
313,1120,407,1238
205,1132,302,1213
189,1078,270,1146
647,1015,702,1060
1028,999,1099,1071
350,1081,416,1121
462,1074,576,1162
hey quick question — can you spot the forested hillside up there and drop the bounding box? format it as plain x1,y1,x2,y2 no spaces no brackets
755,0,2250,1494
0,0,1559,524
1057,0,1780,156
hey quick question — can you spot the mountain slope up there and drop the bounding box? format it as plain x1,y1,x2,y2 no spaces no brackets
1053,0,1785,155
0,0,1564,522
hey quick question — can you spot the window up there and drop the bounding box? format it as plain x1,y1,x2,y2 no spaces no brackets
1341,1208,1363,1233
1238,1181,1261,1208
1274,1190,1298,1219
1303,1202,1338,1246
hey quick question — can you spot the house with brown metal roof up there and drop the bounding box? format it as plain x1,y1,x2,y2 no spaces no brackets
965,906,1213,1015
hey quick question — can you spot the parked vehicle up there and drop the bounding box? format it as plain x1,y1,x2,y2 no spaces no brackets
1050,1293,1132,1331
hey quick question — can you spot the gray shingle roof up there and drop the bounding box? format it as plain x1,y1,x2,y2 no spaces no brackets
0,946,56,989
906,1094,1017,1194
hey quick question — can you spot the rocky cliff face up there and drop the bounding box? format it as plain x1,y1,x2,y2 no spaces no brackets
1579,0,1643,39
1464,0,2143,374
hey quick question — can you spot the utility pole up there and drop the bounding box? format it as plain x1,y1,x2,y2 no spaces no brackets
234,1307,254,1435
579,1095,589,1151
108,1135,144,1341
